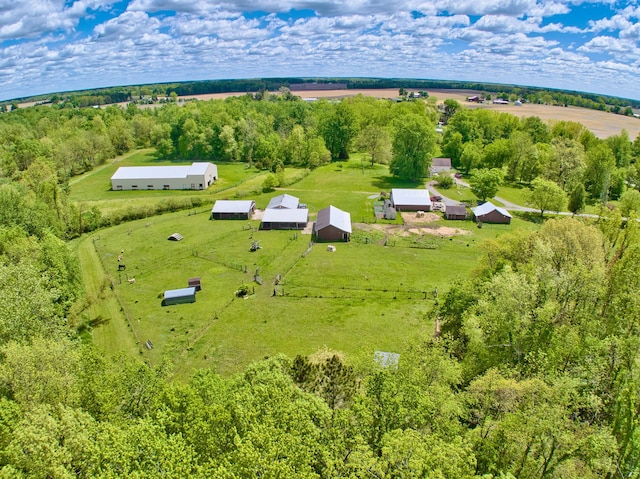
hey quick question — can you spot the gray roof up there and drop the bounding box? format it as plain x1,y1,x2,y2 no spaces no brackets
432,158,452,168
111,162,215,180
267,194,299,209
315,205,352,233
471,201,512,218
164,287,196,300
445,205,467,216
211,200,255,214
262,208,308,223
390,188,432,207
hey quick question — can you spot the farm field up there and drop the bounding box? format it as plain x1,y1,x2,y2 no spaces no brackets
78,157,537,377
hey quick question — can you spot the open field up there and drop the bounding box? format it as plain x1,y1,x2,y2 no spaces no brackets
79,157,537,377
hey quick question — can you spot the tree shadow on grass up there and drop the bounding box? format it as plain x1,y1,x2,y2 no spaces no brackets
371,175,425,191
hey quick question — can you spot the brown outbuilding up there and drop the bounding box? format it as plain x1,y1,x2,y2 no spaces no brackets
315,206,352,242
445,205,468,220
471,201,512,224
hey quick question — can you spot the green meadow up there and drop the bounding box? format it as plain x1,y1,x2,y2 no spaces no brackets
73,153,537,377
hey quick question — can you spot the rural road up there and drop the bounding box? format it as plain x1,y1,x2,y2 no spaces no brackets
426,174,599,218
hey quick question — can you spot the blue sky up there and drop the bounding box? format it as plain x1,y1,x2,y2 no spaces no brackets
0,1,639,101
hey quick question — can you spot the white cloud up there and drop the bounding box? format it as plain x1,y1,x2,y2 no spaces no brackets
0,0,117,41
1,1,640,101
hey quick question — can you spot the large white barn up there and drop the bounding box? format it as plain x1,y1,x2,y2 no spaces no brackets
111,162,218,191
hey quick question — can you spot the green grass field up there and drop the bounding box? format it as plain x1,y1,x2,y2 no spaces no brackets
73,153,539,377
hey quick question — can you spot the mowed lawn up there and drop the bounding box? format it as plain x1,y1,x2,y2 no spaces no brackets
81,156,538,377
69,149,305,215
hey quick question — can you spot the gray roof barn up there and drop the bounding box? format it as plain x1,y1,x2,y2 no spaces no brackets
445,205,468,220
315,206,352,241
267,194,299,209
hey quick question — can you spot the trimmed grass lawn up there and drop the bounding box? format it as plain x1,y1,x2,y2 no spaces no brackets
78,155,539,377
497,184,532,206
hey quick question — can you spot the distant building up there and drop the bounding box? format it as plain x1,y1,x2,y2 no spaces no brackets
472,201,512,224
111,162,217,191
390,189,432,212
467,95,481,102
261,209,308,230
492,99,510,105
289,82,348,91
315,205,352,242
211,200,256,220
430,157,452,175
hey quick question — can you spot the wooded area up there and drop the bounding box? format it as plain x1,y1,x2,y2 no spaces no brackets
0,90,640,477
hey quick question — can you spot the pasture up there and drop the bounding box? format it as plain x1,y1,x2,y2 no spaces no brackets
75,156,537,377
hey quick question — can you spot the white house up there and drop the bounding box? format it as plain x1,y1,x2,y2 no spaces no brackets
111,162,217,191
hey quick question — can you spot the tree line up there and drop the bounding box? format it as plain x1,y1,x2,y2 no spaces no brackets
5,77,638,112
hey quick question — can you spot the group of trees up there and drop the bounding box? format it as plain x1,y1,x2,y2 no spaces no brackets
0,211,638,477
442,107,640,214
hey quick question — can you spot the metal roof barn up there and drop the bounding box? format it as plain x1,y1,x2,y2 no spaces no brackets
111,162,217,191
261,208,308,230
390,188,432,211
315,205,352,241
210,200,256,220
471,201,512,224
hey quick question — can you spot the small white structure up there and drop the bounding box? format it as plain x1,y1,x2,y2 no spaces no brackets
111,162,217,191
327,245,336,252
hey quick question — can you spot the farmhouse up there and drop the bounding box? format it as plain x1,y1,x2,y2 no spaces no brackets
390,188,432,212
315,205,352,242
430,157,452,175
111,162,217,191
210,200,256,220
162,287,197,306
472,201,512,224
445,205,468,220
261,208,308,230
267,193,299,209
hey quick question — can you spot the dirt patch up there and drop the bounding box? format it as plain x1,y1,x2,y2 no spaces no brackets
251,209,264,220
401,212,441,224
355,222,468,238
417,226,469,237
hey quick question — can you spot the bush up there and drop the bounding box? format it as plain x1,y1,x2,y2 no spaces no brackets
434,172,454,189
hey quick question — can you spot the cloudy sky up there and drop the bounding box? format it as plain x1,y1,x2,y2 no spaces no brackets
1,0,639,102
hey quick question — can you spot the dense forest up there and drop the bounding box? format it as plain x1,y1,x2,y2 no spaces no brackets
1,91,640,477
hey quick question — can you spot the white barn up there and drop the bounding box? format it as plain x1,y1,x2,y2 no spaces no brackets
390,188,432,212
111,162,217,191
